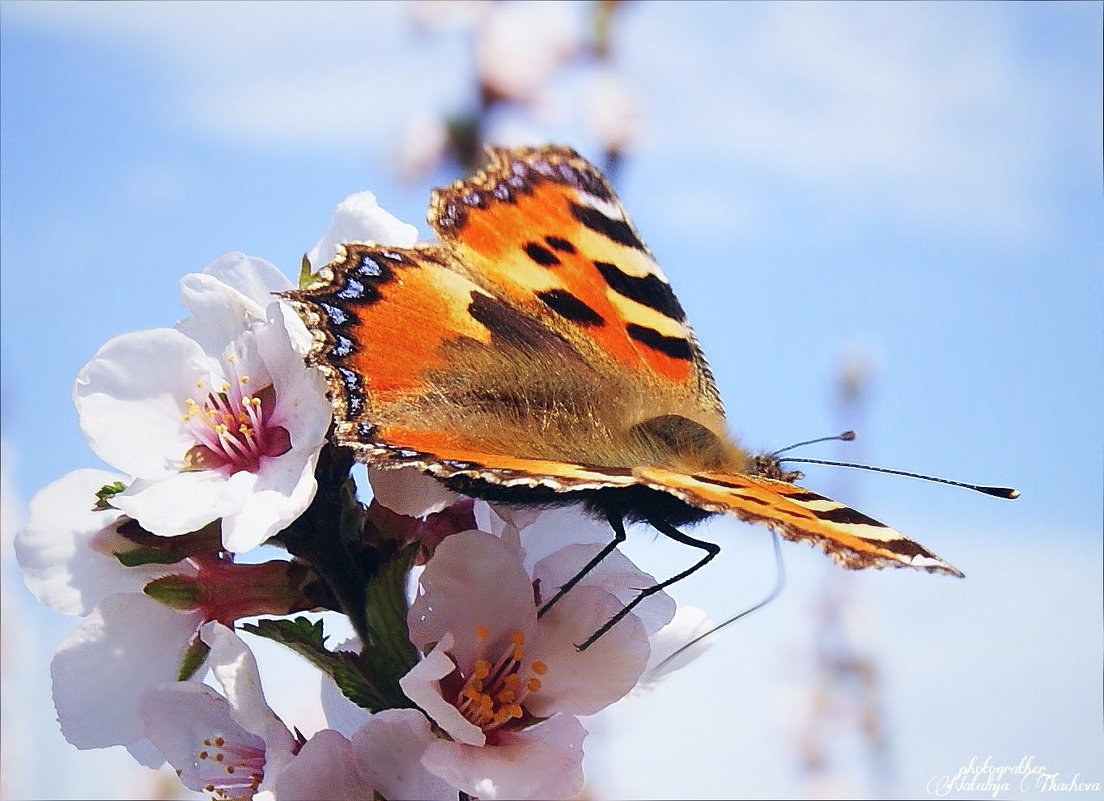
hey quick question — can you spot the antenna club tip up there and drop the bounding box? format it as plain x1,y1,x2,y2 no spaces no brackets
1007,488,1021,500
840,430,857,441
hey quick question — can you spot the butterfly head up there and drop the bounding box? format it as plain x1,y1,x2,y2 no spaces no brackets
750,452,804,484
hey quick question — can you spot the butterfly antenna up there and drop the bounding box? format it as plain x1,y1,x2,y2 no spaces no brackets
776,457,1019,499
652,530,786,675
770,430,856,458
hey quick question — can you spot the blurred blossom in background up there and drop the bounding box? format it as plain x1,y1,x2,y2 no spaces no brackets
1,1,1101,799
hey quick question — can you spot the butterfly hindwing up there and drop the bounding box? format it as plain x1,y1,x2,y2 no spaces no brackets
636,467,963,576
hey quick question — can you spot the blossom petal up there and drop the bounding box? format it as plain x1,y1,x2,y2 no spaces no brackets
177,261,276,355
51,593,202,763
200,252,291,306
534,542,676,634
511,506,612,571
399,634,485,746
407,530,534,671
307,191,419,271
320,639,370,738
74,328,219,478
270,729,369,801
209,305,329,551
421,713,586,800
523,584,649,717
351,708,455,801
113,470,255,539
369,466,458,518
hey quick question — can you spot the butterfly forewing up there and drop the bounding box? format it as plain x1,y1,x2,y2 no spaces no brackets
431,145,725,419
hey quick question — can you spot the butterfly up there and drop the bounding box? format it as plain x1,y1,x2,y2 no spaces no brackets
286,145,1009,645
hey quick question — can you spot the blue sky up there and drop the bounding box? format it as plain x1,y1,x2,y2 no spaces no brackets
1,2,1101,799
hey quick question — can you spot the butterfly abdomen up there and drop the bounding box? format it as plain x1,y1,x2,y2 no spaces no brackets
441,471,717,527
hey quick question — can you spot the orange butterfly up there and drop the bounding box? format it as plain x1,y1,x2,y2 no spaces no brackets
287,145,1013,645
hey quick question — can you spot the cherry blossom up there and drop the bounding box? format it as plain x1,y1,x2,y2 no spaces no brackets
400,529,653,798
74,256,331,552
139,622,297,798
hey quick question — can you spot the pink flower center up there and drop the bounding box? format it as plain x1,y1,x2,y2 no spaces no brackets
455,627,547,732
189,732,265,799
181,356,291,474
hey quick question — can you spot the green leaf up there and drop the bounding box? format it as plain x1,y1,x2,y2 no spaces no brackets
93,481,127,511
177,635,210,681
144,575,200,610
361,545,420,689
115,546,188,567
299,253,314,288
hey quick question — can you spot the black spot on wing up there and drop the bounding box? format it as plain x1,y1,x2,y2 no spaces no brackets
467,293,575,355
814,506,888,528
524,242,561,267
544,235,577,254
593,260,686,322
536,290,605,326
625,323,693,360
568,202,645,250
876,537,936,559
786,491,828,503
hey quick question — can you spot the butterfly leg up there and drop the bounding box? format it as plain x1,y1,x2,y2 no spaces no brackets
538,510,627,619
576,519,720,651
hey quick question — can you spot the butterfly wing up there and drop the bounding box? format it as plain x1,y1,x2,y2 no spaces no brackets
430,145,724,419
635,467,963,576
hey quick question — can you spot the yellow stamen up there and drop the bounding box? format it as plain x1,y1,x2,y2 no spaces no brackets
527,677,542,692
531,660,548,675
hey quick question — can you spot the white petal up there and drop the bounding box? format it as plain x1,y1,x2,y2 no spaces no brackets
534,542,676,634
177,270,270,355
307,191,419,271
200,621,297,773
351,708,455,801
201,252,292,305
271,729,369,800
524,585,649,717
398,635,485,746
421,714,586,800
51,593,202,759
369,466,458,518
15,468,176,615
113,470,255,538
512,506,611,571
74,328,218,478
407,530,534,671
